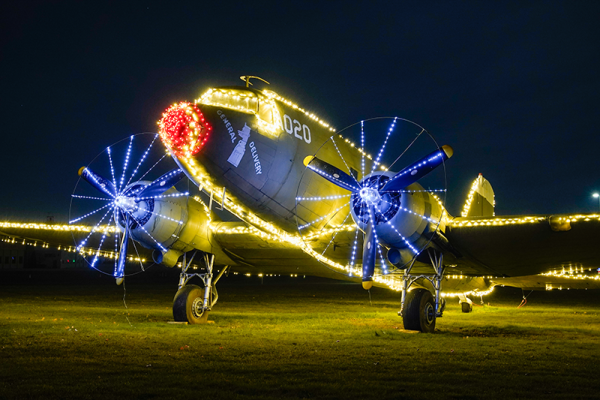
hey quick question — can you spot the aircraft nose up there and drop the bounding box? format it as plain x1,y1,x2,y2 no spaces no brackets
158,101,212,158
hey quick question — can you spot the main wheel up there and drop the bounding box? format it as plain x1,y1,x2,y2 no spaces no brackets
461,302,473,313
403,288,436,333
173,284,209,324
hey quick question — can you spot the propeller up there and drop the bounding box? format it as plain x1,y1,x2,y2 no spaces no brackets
77,166,184,283
78,167,116,198
303,156,360,192
304,145,453,289
380,145,453,193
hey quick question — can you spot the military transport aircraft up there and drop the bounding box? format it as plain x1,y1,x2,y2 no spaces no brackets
2,76,600,333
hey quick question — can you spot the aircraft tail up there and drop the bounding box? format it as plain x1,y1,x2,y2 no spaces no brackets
461,174,495,217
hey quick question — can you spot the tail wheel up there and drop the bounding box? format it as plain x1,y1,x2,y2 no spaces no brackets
173,284,209,324
403,288,436,333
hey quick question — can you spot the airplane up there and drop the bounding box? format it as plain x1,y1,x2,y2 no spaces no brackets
2,75,600,333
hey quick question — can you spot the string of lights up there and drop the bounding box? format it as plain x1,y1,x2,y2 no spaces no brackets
298,202,351,230
296,194,351,202
68,203,113,224
107,146,118,193
126,134,158,187
118,135,134,192
371,117,397,175
330,136,361,185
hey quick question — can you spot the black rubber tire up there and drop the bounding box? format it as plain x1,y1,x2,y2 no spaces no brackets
173,285,209,324
461,302,473,313
403,289,436,333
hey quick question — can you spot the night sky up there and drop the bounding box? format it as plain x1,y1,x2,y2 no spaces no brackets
2,1,599,221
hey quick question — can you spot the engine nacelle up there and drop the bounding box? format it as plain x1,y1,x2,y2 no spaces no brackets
115,180,188,250
350,172,445,261
115,181,214,267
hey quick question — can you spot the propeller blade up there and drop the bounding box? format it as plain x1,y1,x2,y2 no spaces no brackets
380,145,453,192
303,156,360,193
136,169,185,199
361,207,377,290
115,221,129,285
78,167,116,198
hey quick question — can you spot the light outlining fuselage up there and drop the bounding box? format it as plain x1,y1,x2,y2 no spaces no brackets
151,85,449,285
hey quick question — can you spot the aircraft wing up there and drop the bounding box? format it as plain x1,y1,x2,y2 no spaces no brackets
0,221,153,265
0,222,89,250
445,213,600,280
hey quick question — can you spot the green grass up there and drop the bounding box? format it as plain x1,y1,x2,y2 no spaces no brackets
1,272,600,399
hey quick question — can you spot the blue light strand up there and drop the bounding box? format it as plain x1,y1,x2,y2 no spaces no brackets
137,153,168,182
122,210,167,252
130,203,183,225
69,202,113,224
119,135,134,192
75,205,115,252
395,204,440,224
129,169,182,196
360,120,366,180
126,134,159,187
370,117,397,174
373,204,419,254
386,189,447,193
90,234,107,268
379,197,440,225
134,192,189,201
71,195,113,201
298,201,351,230
296,194,351,201
107,146,118,194
330,137,361,186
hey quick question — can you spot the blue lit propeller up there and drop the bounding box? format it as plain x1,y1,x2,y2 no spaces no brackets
70,134,188,284
298,118,452,289
304,146,452,288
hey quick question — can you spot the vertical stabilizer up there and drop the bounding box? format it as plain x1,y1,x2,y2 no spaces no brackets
461,174,495,217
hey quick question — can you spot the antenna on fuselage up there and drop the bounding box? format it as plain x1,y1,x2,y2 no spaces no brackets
240,76,270,87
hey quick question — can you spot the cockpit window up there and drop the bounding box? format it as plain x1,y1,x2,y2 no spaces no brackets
197,88,259,114
257,100,276,125
197,87,283,136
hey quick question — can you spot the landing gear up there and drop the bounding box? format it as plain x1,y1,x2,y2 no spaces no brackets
173,285,209,324
172,251,228,324
403,289,436,333
399,249,445,333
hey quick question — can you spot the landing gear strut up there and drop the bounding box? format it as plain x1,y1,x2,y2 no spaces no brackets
399,249,445,333
172,251,228,324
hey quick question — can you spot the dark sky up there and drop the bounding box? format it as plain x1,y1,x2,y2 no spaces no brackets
1,1,600,221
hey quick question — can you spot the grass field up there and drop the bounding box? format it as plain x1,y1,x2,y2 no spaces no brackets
1,270,600,399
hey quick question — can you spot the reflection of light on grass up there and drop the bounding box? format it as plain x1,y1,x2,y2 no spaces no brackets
1,283,600,398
